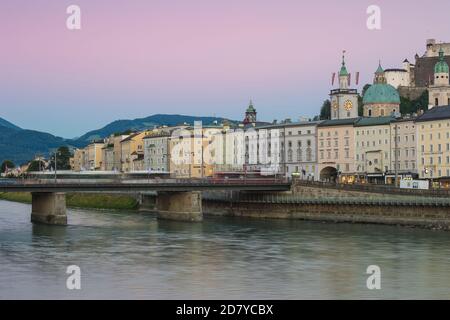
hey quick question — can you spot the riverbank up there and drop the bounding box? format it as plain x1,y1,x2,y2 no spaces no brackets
0,192,139,210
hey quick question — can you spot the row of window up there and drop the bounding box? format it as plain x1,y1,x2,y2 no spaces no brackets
319,150,350,160
420,132,450,140
287,130,313,136
320,130,350,137
420,143,450,153
421,156,450,165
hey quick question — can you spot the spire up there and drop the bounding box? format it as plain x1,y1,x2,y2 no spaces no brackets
247,99,255,112
374,61,386,84
439,45,445,60
243,99,257,125
375,60,384,74
339,50,349,76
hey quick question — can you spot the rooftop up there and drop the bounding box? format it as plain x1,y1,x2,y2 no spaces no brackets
318,118,361,127
415,105,450,122
354,116,396,127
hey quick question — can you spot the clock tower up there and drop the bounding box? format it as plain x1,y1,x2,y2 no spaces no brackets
330,52,359,120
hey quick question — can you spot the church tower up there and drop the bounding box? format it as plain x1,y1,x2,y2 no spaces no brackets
330,52,359,120
243,100,257,125
428,47,450,108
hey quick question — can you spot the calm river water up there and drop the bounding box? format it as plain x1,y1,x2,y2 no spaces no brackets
0,200,449,299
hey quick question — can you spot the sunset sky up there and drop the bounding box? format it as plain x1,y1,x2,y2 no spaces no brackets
1,0,449,138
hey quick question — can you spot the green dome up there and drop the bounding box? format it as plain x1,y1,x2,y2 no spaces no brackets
435,48,449,74
363,83,400,105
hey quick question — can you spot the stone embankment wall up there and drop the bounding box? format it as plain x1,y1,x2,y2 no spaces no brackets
202,182,450,230
203,198,450,230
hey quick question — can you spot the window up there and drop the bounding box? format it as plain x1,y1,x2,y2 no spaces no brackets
288,149,293,162
297,149,302,162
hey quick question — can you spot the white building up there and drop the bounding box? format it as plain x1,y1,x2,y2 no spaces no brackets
283,121,321,179
143,130,171,173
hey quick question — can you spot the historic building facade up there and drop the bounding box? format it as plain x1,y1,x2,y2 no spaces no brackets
416,106,450,182
283,121,321,179
354,117,395,183
317,118,358,183
389,117,418,182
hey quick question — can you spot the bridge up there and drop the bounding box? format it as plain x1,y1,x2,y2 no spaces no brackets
0,179,291,225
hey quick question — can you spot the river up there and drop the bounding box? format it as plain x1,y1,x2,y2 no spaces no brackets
0,200,449,299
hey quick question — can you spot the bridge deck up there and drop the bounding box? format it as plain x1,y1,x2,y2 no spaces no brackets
0,179,291,193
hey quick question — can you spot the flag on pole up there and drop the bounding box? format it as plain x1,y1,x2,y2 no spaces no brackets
332,72,336,86
356,72,360,85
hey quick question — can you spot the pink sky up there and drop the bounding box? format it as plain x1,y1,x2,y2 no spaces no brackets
1,0,449,137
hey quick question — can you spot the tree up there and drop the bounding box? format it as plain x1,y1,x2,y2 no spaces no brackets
1,160,15,173
319,100,331,120
27,160,46,172
400,90,429,115
358,84,372,117
49,146,72,170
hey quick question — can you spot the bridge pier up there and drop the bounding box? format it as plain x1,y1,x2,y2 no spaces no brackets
156,191,203,222
31,192,67,225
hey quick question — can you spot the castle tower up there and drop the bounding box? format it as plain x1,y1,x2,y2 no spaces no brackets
428,47,450,108
243,100,257,125
330,51,359,119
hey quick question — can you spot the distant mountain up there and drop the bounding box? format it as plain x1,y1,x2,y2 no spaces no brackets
75,114,233,144
0,117,21,130
0,118,81,165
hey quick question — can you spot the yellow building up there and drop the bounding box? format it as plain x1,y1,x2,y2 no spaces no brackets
169,126,218,178
72,148,85,171
317,118,358,183
354,117,395,183
84,141,104,171
120,131,148,172
416,105,450,185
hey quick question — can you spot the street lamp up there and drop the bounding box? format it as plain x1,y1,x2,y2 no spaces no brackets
52,149,62,184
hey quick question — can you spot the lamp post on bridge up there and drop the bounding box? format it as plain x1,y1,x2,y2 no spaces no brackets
52,149,62,184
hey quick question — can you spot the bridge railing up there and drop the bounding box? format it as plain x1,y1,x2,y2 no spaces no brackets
0,176,290,187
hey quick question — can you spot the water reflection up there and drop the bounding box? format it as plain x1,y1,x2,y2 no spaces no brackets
0,200,450,299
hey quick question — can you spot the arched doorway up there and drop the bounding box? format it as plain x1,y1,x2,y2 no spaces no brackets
320,166,338,182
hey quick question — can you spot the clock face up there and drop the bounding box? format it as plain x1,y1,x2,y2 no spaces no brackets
332,101,339,110
344,100,353,111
